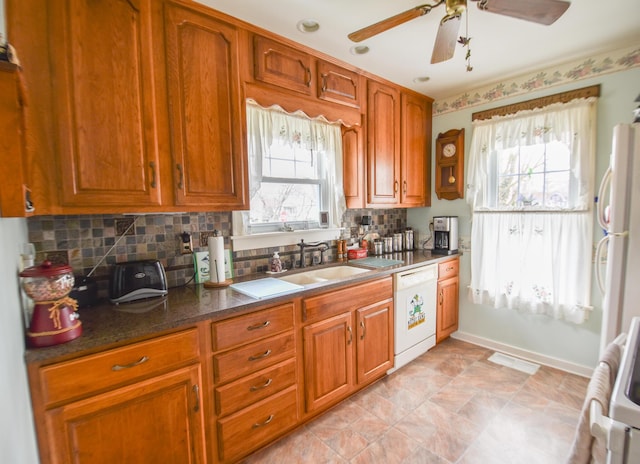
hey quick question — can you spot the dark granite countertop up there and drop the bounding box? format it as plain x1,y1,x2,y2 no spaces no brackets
24,250,459,364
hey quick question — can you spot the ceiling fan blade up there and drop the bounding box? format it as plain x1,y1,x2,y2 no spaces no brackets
348,4,433,43
474,0,570,25
431,15,462,64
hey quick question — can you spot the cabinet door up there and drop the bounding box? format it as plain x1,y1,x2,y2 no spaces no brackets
253,35,313,95
49,0,162,207
367,80,400,205
45,365,206,464
356,299,394,385
317,60,361,108
400,92,430,207
165,2,248,208
437,276,459,343
303,312,354,413
342,125,365,209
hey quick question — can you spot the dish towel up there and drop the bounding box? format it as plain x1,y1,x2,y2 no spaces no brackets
566,341,621,464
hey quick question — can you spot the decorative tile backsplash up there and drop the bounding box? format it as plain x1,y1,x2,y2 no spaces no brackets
26,209,407,298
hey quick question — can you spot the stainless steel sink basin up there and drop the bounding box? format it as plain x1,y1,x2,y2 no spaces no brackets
278,265,370,286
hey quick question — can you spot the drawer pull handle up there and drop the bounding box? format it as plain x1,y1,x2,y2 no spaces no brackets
149,161,157,188
439,290,444,305
248,349,272,361
360,321,366,340
247,321,271,331
252,414,274,429
250,378,273,392
347,326,353,345
193,384,200,413
111,356,149,371
176,163,184,190
446,266,454,272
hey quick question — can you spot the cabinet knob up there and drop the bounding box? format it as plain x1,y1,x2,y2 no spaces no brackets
192,384,200,413
248,349,272,361
176,163,184,189
247,321,271,331
252,414,275,429
111,355,149,371
149,161,157,188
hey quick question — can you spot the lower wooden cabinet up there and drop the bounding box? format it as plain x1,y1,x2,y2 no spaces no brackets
29,329,206,464
44,365,206,464
210,302,299,463
437,257,460,343
302,278,394,414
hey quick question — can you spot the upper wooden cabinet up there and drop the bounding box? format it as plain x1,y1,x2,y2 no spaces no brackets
48,0,164,208
367,79,431,208
400,92,431,207
164,1,248,209
367,80,401,206
0,62,31,217
317,60,361,109
253,35,314,96
342,125,365,209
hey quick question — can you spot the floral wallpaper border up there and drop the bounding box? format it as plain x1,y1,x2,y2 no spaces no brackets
433,45,640,115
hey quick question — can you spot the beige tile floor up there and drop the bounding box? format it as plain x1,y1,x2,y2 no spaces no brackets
243,338,588,464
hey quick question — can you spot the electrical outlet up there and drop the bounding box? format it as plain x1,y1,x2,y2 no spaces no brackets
179,232,193,254
115,217,136,236
199,231,217,248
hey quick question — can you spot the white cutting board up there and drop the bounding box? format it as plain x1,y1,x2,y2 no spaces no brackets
230,278,304,299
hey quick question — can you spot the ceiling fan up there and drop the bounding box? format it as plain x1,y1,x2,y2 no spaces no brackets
348,0,571,65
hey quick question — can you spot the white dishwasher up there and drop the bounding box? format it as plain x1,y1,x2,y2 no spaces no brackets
389,263,438,373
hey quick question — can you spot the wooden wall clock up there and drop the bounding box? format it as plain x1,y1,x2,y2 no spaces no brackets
435,128,464,200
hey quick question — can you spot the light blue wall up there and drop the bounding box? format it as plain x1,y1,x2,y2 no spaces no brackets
0,218,39,463
408,66,640,371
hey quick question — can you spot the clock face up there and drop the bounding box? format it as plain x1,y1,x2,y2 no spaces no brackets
443,142,456,158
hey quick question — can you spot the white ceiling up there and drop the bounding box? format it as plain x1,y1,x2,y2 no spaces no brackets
196,0,640,101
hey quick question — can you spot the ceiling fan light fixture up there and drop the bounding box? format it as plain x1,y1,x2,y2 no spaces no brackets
349,45,370,55
296,19,320,33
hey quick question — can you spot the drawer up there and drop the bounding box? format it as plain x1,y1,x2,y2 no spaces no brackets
212,302,294,352
39,328,200,407
302,277,392,323
213,331,295,384
217,385,298,463
438,257,459,280
215,358,296,417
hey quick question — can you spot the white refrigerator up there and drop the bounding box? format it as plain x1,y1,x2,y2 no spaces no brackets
596,123,640,355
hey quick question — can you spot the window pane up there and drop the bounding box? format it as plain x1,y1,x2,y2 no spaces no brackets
546,141,571,172
519,144,545,174
544,171,570,208
251,182,320,224
518,172,544,207
497,149,519,176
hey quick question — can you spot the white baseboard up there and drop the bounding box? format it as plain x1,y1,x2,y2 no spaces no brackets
451,331,593,378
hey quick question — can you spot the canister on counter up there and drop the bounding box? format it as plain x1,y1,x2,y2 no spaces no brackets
373,239,383,255
404,228,414,250
393,233,403,252
383,236,393,254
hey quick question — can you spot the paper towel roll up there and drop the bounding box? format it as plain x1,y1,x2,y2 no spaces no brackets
208,236,226,283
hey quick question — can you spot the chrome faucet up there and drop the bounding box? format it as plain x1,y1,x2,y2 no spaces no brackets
297,239,329,268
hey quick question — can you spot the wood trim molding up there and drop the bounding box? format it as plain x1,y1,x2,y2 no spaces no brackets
471,84,600,121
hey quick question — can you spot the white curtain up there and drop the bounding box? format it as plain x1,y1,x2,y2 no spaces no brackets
466,98,597,323
245,101,346,226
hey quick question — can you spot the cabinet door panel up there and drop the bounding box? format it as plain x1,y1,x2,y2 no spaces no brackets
357,299,394,385
401,93,429,206
342,125,365,209
367,81,400,205
317,60,361,108
165,2,247,208
253,35,313,95
50,0,161,207
437,276,459,343
45,365,205,464
303,312,354,412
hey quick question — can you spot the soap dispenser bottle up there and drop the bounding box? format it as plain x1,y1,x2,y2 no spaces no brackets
270,252,282,273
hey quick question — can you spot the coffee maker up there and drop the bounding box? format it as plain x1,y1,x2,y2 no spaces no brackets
432,216,458,255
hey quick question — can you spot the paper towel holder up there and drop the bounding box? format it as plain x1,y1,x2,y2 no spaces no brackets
204,230,233,288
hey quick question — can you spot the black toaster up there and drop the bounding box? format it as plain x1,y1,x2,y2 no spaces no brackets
109,260,168,304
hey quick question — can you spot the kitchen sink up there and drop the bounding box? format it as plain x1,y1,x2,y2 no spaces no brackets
278,265,371,286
